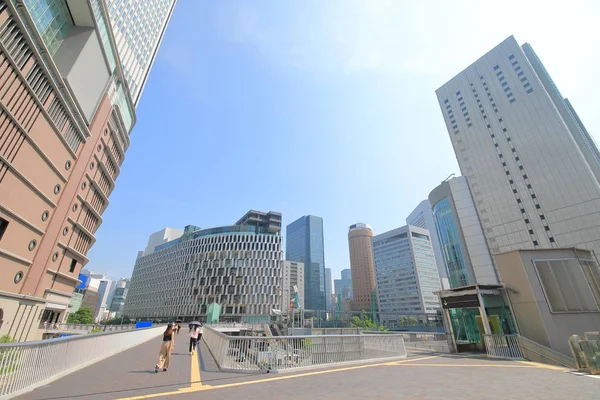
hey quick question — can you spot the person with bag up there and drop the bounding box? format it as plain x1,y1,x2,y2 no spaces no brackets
189,325,199,354
155,324,174,373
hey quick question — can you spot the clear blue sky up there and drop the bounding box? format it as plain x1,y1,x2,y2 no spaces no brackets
86,0,600,281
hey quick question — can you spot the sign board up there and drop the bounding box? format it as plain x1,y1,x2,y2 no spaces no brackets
135,321,153,329
441,294,480,309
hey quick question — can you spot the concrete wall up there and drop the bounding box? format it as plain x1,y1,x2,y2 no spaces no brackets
496,248,600,356
0,291,45,342
54,27,110,122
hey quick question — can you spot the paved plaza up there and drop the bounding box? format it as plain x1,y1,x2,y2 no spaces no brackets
15,333,600,400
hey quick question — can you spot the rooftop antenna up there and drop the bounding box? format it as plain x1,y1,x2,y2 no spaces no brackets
442,173,456,183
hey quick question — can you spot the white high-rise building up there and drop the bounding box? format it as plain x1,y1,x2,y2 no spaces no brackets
142,227,184,256
406,200,449,289
436,36,600,258
106,0,178,105
96,279,114,321
282,261,305,311
373,225,442,316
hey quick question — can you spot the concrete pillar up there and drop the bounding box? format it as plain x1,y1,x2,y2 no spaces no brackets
476,289,492,335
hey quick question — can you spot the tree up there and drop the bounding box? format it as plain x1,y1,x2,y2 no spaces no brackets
408,316,418,326
350,311,386,331
67,307,94,324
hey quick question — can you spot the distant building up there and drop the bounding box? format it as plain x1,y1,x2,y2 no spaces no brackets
334,269,352,306
96,279,114,321
286,216,326,310
373,225,442,316
348,223,377,311
407,200,449,289
341,268,352,281
282,261,305,311
143,228,184,256
324,268,333,310
110,279,130,316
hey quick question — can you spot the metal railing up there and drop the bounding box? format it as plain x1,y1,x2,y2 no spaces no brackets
39,322,137,333
518,335,575,368
0,325,163,399
483,334,523,359
203,326,406,373
362,330,451,352
484,334,576,368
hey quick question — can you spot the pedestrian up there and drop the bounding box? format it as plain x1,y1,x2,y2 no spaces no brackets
198,323,203,342
189,325,199,354
155,324,174,373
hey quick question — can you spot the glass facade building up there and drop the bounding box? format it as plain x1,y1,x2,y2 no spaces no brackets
24,0,73,55
432,197,471,288
286,216,326,310
105,0,178,105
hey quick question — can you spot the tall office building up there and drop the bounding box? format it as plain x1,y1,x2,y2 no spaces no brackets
407,200,449,288
124,211,283,319
334,269,352,296
282,261,305,311
341,268,352,281
437,36,600,258
109,278,129,316
105,0,178,105
373,225,442,316
348,223,377,311
324,268,332,310
96,278,114,321
429,176,497,288
286,216,326,310
0,1,173,341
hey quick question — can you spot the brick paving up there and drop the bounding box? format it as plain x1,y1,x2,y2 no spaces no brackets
15,333,600,400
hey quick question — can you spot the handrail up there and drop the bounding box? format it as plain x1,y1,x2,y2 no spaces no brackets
0,326,164,398
203,326,407,373
518,335,575,368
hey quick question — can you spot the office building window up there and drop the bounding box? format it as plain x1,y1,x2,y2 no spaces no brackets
534,259,600,313
0,218,8,240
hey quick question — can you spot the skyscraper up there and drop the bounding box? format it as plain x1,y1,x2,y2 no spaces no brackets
348,223,376,311
105,0,178,105
406,200,449,288
373,225,442,316
324,268,332,310
341,268,352,281
0,0,174,341
334,268,352,306
436,36,600,258
286,216,326,310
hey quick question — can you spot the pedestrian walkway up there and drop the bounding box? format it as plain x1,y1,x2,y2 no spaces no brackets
15,333,600,400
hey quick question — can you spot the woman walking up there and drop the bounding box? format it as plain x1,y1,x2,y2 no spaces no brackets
155,324,174,373
189,325,199,354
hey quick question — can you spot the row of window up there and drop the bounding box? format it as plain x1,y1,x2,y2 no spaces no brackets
509,54,534,94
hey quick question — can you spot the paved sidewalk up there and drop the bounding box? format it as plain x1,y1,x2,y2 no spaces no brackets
15,334,600,400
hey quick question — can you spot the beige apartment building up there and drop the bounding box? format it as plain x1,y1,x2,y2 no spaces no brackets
348,223,377,311
0,0,154,341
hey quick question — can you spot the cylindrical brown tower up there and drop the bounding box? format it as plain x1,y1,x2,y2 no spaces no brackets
348,223,376,311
